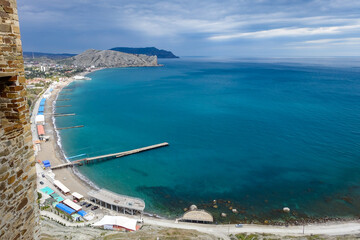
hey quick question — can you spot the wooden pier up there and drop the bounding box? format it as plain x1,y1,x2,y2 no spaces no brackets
56,105,72,108
57,99,71,101
53,113,76,117
56,125,84,130
51,142,169,170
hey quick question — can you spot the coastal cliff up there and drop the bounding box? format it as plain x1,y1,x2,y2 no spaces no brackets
60,49,159,68
110,47,179,58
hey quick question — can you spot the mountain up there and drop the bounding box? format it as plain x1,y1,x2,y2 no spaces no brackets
59,49,159,68
109,47,179,58
23,52,76,60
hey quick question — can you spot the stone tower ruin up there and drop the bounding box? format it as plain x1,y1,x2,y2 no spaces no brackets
0,0,38,239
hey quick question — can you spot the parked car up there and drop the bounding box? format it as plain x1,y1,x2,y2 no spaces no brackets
39,181,44,185
90,198,95,203
91,206,98,211
86,203,92,208
81,202,88,206
235,224,243,228
41,173,45,178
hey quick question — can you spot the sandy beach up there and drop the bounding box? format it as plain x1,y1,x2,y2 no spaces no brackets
35,74,96,197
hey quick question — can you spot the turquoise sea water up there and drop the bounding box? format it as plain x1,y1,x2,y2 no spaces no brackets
55,59,360,223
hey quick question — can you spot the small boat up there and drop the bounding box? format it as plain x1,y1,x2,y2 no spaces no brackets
235,224,243,228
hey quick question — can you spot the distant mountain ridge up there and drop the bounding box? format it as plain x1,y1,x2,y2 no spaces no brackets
109,47,179,58
23,52,76,60
59,49,159,68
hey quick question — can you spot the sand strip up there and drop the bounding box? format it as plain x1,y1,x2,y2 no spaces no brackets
35,75,96,197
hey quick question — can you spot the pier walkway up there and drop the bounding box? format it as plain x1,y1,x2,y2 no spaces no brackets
51,142,169,170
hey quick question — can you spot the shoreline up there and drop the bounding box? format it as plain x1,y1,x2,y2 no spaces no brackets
51,70,102,192
36,69,103,198
35,68,360,234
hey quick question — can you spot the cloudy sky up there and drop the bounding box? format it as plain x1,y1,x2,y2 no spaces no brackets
17,0,360,57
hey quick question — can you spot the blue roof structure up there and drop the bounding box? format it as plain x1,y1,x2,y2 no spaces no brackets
42,160,50,164
42,160,51,168
77,210,87,217
37,112,44,115
56,203,75,215
38,105,44,112
40,98,46,106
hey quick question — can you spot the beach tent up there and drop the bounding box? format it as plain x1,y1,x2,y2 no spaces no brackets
42,160,51,168
63,199,82,211
50,193,64,202
93,215,139,231
56,203,75,215
40,186,54,195
53,180,70,194
77,210,87,217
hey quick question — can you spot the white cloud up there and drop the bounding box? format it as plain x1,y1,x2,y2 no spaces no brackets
16,0,360,56
293,37,360,48
208,24,360,41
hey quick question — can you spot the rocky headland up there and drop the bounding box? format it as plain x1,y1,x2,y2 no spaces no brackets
110,47,179,58
59,49,159,68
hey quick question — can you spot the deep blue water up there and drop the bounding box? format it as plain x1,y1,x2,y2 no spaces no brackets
55,59,360,222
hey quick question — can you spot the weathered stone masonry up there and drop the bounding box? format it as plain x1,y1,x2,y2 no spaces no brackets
0,0,38,239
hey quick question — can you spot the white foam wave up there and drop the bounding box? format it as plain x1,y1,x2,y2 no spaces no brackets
53,84,100,191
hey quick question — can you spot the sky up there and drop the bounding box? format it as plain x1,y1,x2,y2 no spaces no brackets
17,0,360,57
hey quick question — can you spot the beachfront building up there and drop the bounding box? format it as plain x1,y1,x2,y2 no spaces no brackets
56,203,76,215
88,189,145,215
72,192,84,201
35,114,45,125
63,199,82,212
37,124,45,139
93,215,141,232
180,209,214,224
53,180,71,195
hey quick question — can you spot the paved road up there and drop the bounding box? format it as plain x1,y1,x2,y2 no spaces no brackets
143,217,360,239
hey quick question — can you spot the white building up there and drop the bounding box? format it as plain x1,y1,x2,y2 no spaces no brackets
93,215,140,232
35,115,45,125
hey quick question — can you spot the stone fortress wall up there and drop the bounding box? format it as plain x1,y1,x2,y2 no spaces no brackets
0,0,38,239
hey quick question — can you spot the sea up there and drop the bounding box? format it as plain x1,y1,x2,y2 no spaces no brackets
55,58,360,223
